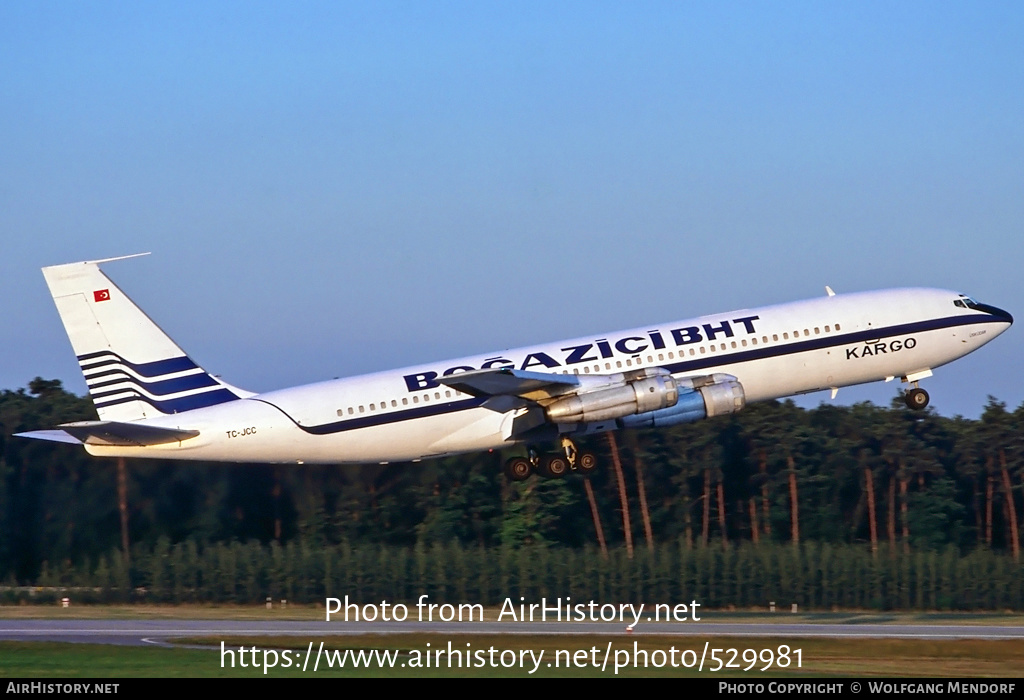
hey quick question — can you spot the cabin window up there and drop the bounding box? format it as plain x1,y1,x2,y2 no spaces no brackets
348,407,354,415
731,341,737,349
392,399,398,407
413,396,419,404
804,329,810,337
709,344,716,352
359,405,365,414
835,323,842,331
369,403,375,411
647,355,653,363
689,348,695,356
824,325,830,333
583,366,590,374
337,409,343,417
814,327,820,335
625,359,632,367
783,332,789,340
773,334,779,342
605,363,611,370
741,339,747,347
445,391,451,398
700,346,706,355
402,398,408,406
668,351,675,359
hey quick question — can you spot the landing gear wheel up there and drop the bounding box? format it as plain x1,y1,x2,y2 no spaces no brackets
904,387,930,411
577,451,598,476
538,454,569,479
504,457,533,482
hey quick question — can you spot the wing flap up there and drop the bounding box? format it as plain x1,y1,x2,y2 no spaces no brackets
438,367,580,401
16,421,200,447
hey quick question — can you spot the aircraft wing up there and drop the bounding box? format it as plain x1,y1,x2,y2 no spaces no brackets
438,367,580,401
16,421,200,447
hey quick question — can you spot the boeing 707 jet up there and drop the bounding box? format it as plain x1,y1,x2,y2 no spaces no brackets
18,255,1013,480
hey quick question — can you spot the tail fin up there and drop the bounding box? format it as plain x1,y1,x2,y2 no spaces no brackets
41,254,248,421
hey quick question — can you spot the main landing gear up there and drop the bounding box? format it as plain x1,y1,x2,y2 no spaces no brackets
503,437,598,482
904,384,930,411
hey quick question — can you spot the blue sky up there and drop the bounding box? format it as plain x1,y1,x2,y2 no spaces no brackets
2,1,1022,418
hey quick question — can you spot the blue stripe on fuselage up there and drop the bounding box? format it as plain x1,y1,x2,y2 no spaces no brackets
255,396,489,435
659,312,995,375
275,312,1004,436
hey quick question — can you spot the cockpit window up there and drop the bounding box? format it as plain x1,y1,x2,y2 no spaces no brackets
957,294,980,310
953,299,966,308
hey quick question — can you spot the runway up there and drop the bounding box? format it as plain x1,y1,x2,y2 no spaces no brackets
3,619,1024,646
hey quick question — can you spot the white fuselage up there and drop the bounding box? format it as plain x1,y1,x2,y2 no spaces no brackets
83,288,1011,464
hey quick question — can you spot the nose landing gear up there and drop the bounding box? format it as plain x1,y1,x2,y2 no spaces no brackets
904,385,930,410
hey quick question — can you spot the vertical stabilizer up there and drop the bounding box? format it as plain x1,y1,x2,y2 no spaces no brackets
41,255,246,421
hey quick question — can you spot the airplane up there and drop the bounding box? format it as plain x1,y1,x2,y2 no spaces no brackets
17,254,1013,481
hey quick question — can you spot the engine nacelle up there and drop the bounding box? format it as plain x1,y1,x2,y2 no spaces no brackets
617,373,745,429
545,369,678,423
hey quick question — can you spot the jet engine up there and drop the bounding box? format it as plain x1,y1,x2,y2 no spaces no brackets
544,368,679,423
617,373,745,429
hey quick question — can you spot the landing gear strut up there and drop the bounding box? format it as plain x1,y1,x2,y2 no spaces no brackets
561,436,598,476
904,385,930,411
560,436,578,469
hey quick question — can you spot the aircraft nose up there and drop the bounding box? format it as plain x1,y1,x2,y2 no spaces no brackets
977,303,1013,325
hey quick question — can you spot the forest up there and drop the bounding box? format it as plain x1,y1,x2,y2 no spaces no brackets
1,378,1022,609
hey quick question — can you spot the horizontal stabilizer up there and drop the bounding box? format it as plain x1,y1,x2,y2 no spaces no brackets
16,421,200,447
438,367,580,401
14,430,85,445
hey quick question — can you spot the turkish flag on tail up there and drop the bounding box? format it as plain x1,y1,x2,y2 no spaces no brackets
94,289,110,302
